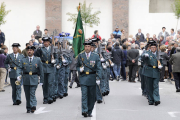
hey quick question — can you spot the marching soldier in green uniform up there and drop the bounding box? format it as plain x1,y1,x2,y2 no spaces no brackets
34,37,57,104
77,41,102,117
142,42,162,106
17,46,44,113
91,38,103,103
4,43,24,105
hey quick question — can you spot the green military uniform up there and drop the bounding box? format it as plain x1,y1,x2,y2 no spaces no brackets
142,46,162,106
18,46,44,113
4,43,24,105
34,37,58,104
77,42,102,117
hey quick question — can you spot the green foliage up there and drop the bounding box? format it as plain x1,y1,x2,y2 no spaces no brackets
172,0,180,19
66,1,101,28
0,2,11,26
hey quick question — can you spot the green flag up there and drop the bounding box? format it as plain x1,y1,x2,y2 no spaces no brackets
73,10,85,57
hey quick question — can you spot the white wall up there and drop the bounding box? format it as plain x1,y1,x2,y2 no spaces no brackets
0,0,45,53
62,0,112,40
129,0,180,38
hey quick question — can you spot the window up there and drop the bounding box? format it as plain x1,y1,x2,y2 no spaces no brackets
149,0,174,13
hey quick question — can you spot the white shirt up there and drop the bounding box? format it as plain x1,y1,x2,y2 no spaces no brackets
13,53,19,59
28,56,34,62
37,30,38,33
162,31,165,37
45,46,49,51
138,33,141,35
85,52,91,59
95,48,98,52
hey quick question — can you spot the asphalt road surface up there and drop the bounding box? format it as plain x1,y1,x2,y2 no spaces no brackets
0,79,180,120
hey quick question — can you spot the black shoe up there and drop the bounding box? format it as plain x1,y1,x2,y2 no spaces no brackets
149,103,154,105
59,95,63,99
43,101,48,104
106,91,109,95
155,101,160,106
53,97,56,102
88,114,93,117
82,112,88,117
0,90,5,92
16,100,21,105
13,103,17,105
97,100,102,103
63,93,68,97
27,110,31,113
69,86,72,88
116,76,119,81
160,80,165,82
102,92,106,96
31,106,36,113
176,89,180,92
48,100,53,104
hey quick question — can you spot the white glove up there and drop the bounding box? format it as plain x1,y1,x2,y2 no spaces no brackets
96,80,100,85
51,59,56,64
17,76,21,82
8,68,11,72
102,63,107,69
62,59,66,63
80,66,84,72
158,65,163,69
101,58,105,62
144,53,149,57
39,83,43,86
106,61,109,66
39,44,43,48
56,65,60,69
111,63,114,67
54,64,56,67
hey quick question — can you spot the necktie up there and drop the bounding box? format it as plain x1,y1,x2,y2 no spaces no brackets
87,53,89,59
15,55,16,59
30,58,32,63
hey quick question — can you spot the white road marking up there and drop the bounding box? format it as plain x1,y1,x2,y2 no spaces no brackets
139,88,163,89
110,109,138,112
91,103,96,120
34,107,51,114
168,112,180,117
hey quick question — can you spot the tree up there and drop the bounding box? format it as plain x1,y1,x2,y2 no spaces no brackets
172,0,180,31
66,1,101,37
0,2,11,26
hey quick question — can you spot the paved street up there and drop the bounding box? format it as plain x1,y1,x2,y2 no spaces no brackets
0,79,180,120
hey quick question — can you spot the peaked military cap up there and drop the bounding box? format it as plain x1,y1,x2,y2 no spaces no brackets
42,37,50,42
12,43,21,47
150,43,157,47
91,38,100,42
26,46,36,50
147,40,156,45
83,41,92,45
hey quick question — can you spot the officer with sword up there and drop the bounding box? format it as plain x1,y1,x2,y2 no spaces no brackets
77,40,102,117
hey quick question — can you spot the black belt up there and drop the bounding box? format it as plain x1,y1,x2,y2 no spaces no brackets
148,65,157,69
42,60,51,64
80,71,96,75
10,67,17,70
141,66,143,68
24,72,38,75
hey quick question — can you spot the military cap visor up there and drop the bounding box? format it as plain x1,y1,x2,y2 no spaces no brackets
12,43,21,47
26,46,36,50
91,43,96,47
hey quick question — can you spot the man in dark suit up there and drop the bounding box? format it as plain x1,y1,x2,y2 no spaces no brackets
135,29,145,42
0,30,5,48
33,25,42,40
170,42,178,57
169,47,180,92
127,44,139,82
